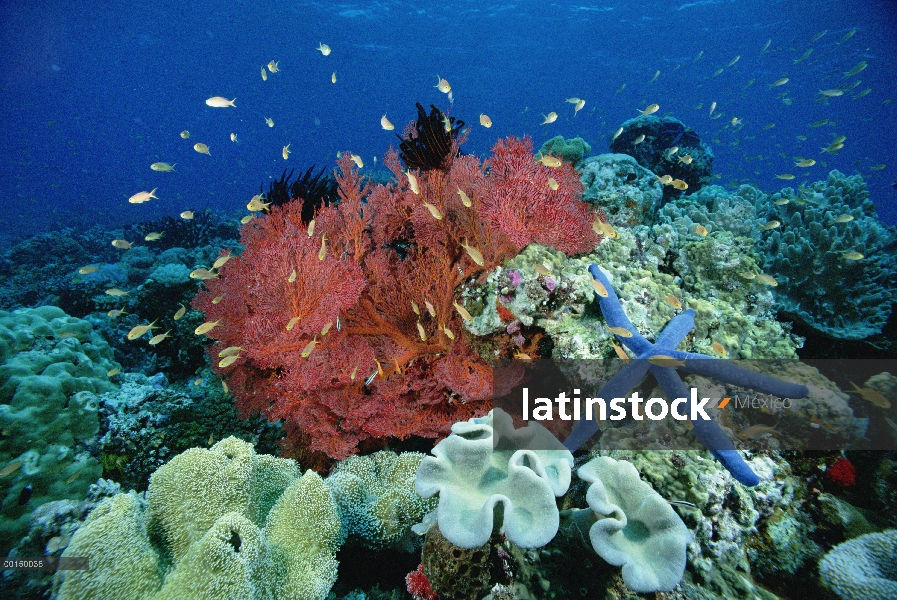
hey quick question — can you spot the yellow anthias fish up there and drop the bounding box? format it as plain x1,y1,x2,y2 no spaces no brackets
267,60,279,73
457,188,473,207
180,130,190,139
694,224,709,236
111,239,132,249
847,381,890,408
318,234,327,261
443,324,455,340
189,268,218,280
756,273,778,286
219,346,243,357
78,265,99,275
608,326,633,338
460,238,485,266
219,354,240,368
612,127,624,141
230,133,238,143
247,194,271,212
205,96,236,108
422,201,443,220
144,232,164,241
406,170,420,194
663,294,682,309
671,179,689,190
656,174,673,185
639,103,660,115
129,188,158,204
105,288,128,296
591,279,609,298
108,308,127,317
573,99,586,116
453,301,473,322
762,220,781,231
261,66,268,81
537,154,562,168
181,210,194,220
282,143,291,160
265,117,274,127
240,214,254,224
541,112,558,124
173,304,187,320
212,252,232,269
317,42,331,56
547,177,559,191
649,355,686,368
307,219,316,237
127,320,159,341
194,320,222,335
479,114,492,128
434,75,451,93
381,114,395,130
770,77,789,87
424,300,436,317
150,162,175,172
350,154,364,168
148,330,172,346
301,335,320,358
331,72,336,83
194,143,210,155
776,174,796,180
212,294,224,304
712,341,728,357
795,159,816,167
841,251,864,261
416,321,427,342
831,215,854,224
633,134,646,145
819,89,844,97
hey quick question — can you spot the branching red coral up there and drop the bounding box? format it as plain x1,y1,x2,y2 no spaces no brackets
193,130,603,462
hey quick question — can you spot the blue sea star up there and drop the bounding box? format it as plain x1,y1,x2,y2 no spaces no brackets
564,264,810,486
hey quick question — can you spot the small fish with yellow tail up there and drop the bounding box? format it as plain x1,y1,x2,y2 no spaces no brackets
317,43,331,55
541,112,558,125
173,304,187,320
144,232,164,241
460,238,484,266
434,76,451,93
190,268,218,280
112,239,132,250
219,354,241,368
381,114,394,130
148,330,171,346
406,170,420,194
193,143,210,155
537,153,562,168
318,235,327,261
195,320,221,335
847,381,890,408
212,251,232,270
127,320,159,341
457,188,473,207
247,194,271,212
453,301,473,322
639,103,660,115
479,114,492,128
608,326,633,338
301,336,320,358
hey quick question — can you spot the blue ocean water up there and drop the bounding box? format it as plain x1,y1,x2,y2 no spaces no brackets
1,0,895,246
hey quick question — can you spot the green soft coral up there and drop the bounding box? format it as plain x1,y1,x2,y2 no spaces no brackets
55,437,342,600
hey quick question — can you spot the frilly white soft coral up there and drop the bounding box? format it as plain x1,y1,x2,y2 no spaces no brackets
414,409,573,549
574,456,691,593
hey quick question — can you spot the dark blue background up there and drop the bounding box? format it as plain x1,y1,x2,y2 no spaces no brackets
1,0,895,244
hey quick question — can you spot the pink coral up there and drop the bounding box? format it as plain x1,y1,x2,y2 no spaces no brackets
193,134,603,462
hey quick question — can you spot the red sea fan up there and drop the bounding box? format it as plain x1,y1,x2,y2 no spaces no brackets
480,136,600,255
193,135,604,462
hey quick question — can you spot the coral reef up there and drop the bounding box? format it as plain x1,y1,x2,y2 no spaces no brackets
573,456,690,592
755,170,897,340
193,136,601,460
819,529,897,600
328,450,435,551
609,115,714,198
565,264,810,486
0,306,115,553
579,153,663,225
537,135,591,167
414,409,573,549
54,437,343,600
398,103,465,172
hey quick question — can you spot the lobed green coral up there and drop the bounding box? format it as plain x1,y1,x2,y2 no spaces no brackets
0,306,116,553
55,437,342,600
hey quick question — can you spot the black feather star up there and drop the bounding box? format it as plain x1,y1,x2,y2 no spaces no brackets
398,103,465,172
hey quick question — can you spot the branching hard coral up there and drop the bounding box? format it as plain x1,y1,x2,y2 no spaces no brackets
193,136,602,461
